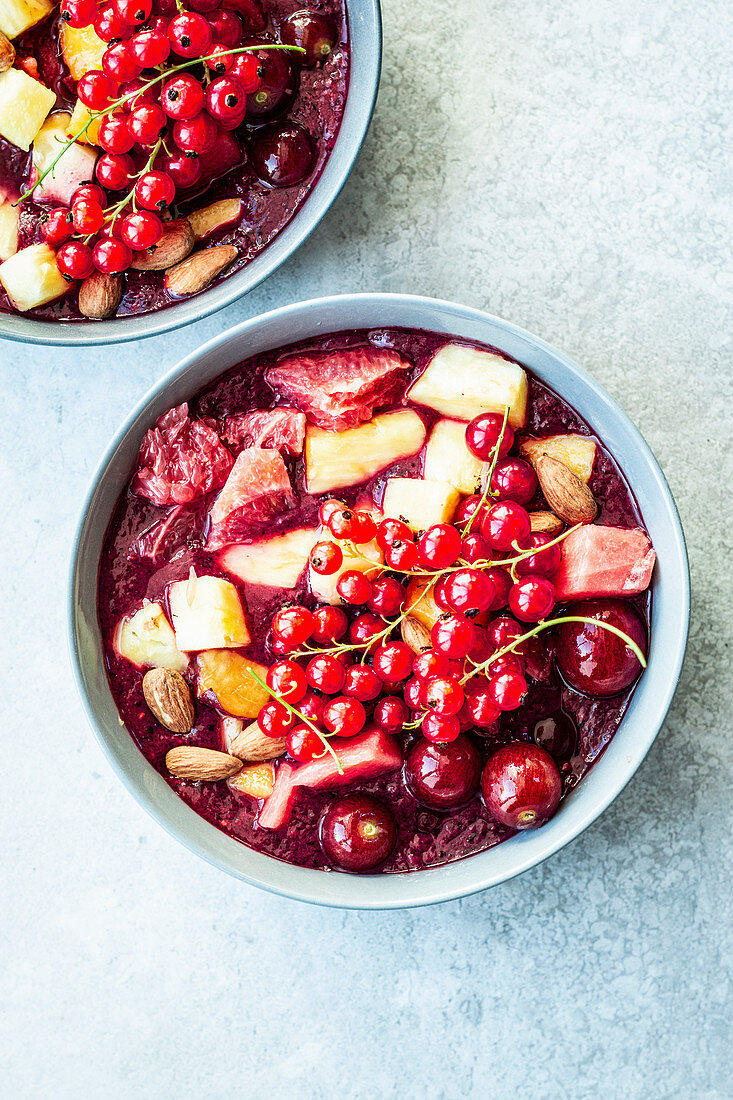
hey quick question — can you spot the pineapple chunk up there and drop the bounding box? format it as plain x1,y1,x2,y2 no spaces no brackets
168,574,249,652
60,21,107,81
33,112,98,205
0,67,55,150
405,577,443,631
68,98,102,146
423,418,485,494
0,199,19,260
409,343,528,429
0,243,68,311
520,434,597,483
309,531,383,605
382,477,461,532
113,601,188,673
218,527,318,589
228,763,275,799
304,410,426,494
197,650,270,718
0,0,53,39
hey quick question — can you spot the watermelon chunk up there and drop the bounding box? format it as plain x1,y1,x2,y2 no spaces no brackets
222,407,306,455
265,346,411,429
133,403,233,507
256,728,403,830
554,525,656,601
207,447,295,550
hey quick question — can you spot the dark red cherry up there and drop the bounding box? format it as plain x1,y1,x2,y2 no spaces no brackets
249,122,316,186
533,712,577,762
404,734,482,809
556,598,647,697
481,742,562,829
319,793,397,871
245,50,297,120
220,0,265,31
280,9,338,66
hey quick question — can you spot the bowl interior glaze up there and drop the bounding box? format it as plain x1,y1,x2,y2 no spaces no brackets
69,294,690,908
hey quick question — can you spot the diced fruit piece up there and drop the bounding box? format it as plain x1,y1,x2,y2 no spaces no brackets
222,407,306,455
0,243,68,311
553,525,656,601
405,577,445,631
520,434,597,483
228,762,275,799
266,345,411,429
304,410,426,495
196,649,269,717
60,20,106,81
257,728,402,829
408,343,528,429
423,418,485,494
218,526,318,589
169,573,249,651
0,0,53,39
381,477,460,532
32,112,98,205
68,98,102,146
207,447,295,550
308,530,382,605
0,67,55,150
220,715,243,751
113,601,188,672
133,403,233,508
0,198,19,260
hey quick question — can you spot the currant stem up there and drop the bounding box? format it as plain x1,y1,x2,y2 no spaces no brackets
247,669,344,774
462,404,510,536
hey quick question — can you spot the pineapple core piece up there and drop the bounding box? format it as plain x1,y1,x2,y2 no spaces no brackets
408,343,528,429
382,477,461,532
304,410,426,494
60,21,107,81
0,0,54,39
0,67,55,150
113,602,188,673
423,418,485,494
168,574,249,652
197,650,270,718
0,243,68,311
519,434,597,483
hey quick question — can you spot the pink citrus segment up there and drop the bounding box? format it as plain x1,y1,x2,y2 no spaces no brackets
207,446,295,550
553,525,656,601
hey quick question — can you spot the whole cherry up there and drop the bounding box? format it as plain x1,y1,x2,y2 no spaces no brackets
404,734,482,809
320,793,397,872
481,742,562,829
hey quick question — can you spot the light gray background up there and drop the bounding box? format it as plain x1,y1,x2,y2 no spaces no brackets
2,0,731,1096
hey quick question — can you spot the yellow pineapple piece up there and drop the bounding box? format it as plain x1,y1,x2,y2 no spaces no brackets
519,434,597,483
0,243,68,311
218,526,319,589
409,343,528,429
0,67,55,150
308,531,383,605
68,98,102,146
0,0,53,39
228,762,275,800
381,477,460,532
168,573,249,652
113,601,188,673
0,199,19,260
423,418,485,494
197,650,270,718
304,410,426,494
60,21,107,81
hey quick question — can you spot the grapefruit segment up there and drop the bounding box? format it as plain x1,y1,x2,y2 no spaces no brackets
207,447,295,550
554,525,656,601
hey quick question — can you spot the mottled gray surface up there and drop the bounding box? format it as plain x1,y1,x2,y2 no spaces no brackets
2,0,732,1096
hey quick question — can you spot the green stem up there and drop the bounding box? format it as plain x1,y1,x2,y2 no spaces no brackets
247,669,344,775
462,405,510,536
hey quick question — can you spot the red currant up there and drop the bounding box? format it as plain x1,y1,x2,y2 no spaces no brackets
422,676,464,717
376,517,413,552
96,152,135,190
130,27,170,67
488,669,528,711
135,171,175,210
491,457,537,505
309,540,343,576
60,0,97,25
207,10,242,46
385,538,418,571
486,567,512,610
344,665,382,702
115,0,152,26
102,42,143,82
310,605,348,645
465,413,515,461
348,612,384,648
287,725,325,762
56,241,95,280
168,11,213,58
95,4,131,41
323,696,366,737
162,152,201,189
317,498,345,526
205,42,234,73
173,111,218,154
454,495,488,527
417,524,462,569
120,210,163,250
298,690,325,726
230,51,262,93
442,568,495,616
431,614,475,658
98,113,135,154
258,699,295,737
205,75,245,126
463,677,502,728
162,73,205,120
461,532,491,564
271,605,314,647
71,198,104,234
326,507,358,540
77,70,115,110
403,676,424,710
306,654,346,695
373,696,407,733
127,102,166,144
412,650,454,681
422,712,460,744
267,659,307,704
372,641,413,684
486,615,525,654
515,533,562,578
367,576,405,618
41,207,74,247
481,501,531,551
508,576,556,623
336,569,372,605
92,236,132,273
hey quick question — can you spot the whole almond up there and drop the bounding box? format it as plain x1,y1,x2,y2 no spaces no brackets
78,271,123,319
164,244,238,297
230,720,287,762
187,198,243,241
536,455,598,525
130,218,194,271
401,616,432,653
0,32,15,73
166,745,242,781
529,510,563,536
142,668,195,733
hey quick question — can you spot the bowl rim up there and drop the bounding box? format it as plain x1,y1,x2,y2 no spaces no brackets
69,292,690,908
0,0,382,347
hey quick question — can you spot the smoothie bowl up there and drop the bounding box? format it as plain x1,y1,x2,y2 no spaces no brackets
0,0,380,344
70,294,689,908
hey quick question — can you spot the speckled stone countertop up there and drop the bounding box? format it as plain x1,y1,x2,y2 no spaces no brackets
2,0,731,1095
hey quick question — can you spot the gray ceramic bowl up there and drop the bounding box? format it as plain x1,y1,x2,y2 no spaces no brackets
0,1,381,347
69,293,690,908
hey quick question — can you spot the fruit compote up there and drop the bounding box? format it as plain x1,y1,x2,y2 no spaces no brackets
0,0,348,321
98,329,657,873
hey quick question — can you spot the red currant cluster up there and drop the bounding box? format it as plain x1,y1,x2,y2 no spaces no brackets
252,411,580,763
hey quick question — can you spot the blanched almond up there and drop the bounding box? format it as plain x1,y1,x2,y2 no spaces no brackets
401,616,432,653
78,271,123,319
130,218,194,271
229,720,286,762
529,510,563,536
166,746,243,781
142,668,195,733
164,244,237,297
536,455,598,525
187,198,243,241
0,32,15,73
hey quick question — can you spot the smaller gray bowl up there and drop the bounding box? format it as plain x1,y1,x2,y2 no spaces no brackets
69,293,690,908
0,0,381,346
